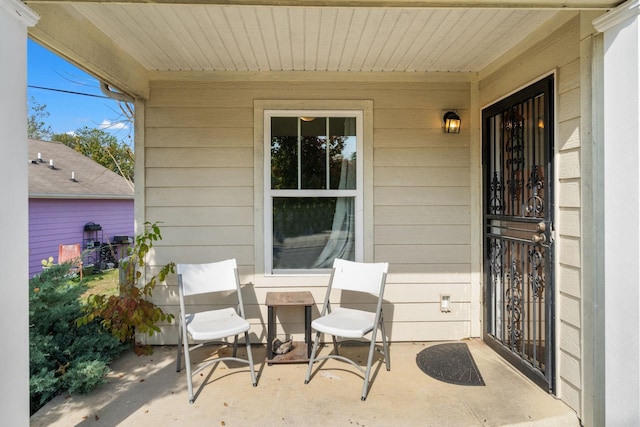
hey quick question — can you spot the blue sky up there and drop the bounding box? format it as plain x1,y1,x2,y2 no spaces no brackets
27,39,132,144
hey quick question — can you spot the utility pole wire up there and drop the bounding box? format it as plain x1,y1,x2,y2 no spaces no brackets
28,85,112,99
30,84,134,142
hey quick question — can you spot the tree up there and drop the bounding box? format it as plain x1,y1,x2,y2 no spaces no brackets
52,127,134,183
28,97,134,182
28,97,53,140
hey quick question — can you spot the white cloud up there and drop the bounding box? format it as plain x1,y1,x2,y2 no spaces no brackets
99,119,129,130
66,131,76,136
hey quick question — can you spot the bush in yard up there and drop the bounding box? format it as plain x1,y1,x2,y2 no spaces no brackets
29,263,126,415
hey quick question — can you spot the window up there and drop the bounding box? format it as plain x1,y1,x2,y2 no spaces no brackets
265,111,363,274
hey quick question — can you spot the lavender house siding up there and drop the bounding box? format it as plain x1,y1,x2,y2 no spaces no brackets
28,139,134,277
28,198,134,277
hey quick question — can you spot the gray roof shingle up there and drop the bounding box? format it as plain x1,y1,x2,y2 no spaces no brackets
28,139,134,199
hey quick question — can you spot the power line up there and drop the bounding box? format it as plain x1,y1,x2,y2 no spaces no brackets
28,85,111,100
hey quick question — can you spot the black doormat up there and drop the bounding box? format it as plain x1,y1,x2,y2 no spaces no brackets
416,342,485,386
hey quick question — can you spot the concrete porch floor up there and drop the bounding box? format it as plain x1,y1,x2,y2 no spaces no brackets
30,339,580,427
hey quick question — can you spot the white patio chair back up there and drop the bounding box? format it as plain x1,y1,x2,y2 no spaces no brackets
329,258,388,295
178,258,238,296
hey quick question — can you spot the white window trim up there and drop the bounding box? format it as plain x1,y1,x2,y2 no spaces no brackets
253,100,373,284
263,110,364,275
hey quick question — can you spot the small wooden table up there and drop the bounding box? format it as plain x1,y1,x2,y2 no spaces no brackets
266,291,315,364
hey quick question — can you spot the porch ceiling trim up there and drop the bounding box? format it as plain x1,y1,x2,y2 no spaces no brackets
26,0,620,9
147,70,476,82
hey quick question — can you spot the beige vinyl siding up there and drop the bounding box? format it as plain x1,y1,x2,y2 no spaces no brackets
143,77,473,346
374,92,472,340
479,15,583,415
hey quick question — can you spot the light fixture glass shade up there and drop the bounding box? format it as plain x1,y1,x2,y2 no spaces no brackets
443,111,461,133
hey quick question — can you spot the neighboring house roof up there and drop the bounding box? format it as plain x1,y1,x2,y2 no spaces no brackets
28,139,134,199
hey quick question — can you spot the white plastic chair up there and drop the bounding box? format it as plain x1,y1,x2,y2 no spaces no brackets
304,258,390,400
176,259,257,403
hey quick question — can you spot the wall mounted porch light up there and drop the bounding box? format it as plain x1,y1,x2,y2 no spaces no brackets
443,111,461,133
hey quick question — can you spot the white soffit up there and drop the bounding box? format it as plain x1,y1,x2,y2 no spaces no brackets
70,4,561,73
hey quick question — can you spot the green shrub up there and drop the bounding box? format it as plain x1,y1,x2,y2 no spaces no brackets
29,368,59,409
64,360,110,394
29,263,125,414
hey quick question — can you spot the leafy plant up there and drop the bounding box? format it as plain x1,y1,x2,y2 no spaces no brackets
29,264,125,414
78,221,175,355
41,256,54,269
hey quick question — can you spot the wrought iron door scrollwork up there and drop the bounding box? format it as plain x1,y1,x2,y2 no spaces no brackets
490,172,504,214
504,107,525,204
528,246,545,297
489,240,503,279
526,166,545,215
506,255,523,349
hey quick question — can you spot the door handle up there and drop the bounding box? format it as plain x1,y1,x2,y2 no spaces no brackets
532,221,546,244
532,233,546,244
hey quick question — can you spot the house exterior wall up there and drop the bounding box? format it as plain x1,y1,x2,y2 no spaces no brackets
142,75,477,345
478,14,588,416
28,198,134,277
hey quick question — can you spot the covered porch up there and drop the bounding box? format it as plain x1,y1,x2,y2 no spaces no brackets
4,0,640,425
30,340,579,426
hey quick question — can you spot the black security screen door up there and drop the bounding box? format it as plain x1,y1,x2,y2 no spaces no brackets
482,75,555,392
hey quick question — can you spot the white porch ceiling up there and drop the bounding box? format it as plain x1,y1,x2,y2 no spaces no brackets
68,4,563,73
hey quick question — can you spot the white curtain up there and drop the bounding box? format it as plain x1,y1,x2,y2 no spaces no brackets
313,157,355,268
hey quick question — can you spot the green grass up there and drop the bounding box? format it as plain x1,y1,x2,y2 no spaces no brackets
81,269,119,299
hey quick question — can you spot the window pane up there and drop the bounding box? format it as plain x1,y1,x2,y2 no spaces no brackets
273,197,355,269
329,117,357,190
301,117,327,189
271,117,298,189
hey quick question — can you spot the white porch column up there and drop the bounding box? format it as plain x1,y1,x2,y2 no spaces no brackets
594,1,640,425
0,0,39,425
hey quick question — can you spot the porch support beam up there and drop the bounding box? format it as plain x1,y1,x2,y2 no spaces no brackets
25,0,619,9
0,0,39,424
594,1,640,425
27,3,149,99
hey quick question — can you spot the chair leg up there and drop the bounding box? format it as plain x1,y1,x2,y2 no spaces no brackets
379,315,390,371
244,331,257,386
332,335,339,355
182,333,195,403
176,325,183,372
360,327,380,401
304,331,322,384
232,334,239,358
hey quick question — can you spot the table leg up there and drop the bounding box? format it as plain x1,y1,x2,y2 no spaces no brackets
268,305,274,363
305,305,311,358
